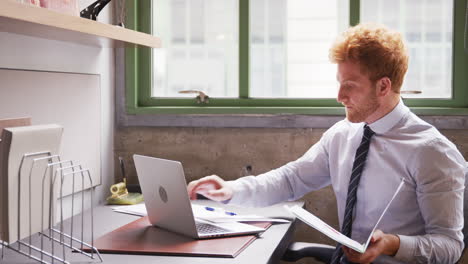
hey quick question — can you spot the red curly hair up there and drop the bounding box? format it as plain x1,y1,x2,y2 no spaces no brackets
329,23,409,93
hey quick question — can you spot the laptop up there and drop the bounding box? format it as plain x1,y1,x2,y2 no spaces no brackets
133,154,266,239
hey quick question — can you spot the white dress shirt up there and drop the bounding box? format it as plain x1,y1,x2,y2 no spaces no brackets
227,100,465,264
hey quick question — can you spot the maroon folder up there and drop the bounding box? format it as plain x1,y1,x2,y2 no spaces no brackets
87,216,271,258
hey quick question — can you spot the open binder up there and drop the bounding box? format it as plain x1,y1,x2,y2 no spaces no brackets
286,179,405,253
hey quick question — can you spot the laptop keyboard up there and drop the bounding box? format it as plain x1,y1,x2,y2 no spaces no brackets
195,222,230,235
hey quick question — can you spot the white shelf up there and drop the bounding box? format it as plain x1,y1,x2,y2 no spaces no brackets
0,0,161,48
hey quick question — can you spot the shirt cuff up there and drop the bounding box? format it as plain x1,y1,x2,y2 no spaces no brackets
393,235,416,262
224,180,243,205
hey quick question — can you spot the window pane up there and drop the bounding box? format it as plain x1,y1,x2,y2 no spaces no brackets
152,0,239,98
361,0,453,99
250,0,349,98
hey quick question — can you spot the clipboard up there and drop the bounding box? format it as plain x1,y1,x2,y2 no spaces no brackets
86,216,271,258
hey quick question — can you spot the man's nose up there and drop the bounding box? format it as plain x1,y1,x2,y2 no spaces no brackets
337,87,345,103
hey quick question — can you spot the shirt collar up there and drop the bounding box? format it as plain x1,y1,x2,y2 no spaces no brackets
367,99,409,134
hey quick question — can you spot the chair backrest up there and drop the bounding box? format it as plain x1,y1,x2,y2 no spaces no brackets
457,165,468,264
463,165,468,247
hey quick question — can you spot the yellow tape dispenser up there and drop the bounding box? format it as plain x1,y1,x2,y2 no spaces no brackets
106,157,144,205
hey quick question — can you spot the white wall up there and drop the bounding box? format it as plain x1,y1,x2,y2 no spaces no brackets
0,1,115,210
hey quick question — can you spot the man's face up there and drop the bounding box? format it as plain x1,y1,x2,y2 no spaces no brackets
336,61,380,123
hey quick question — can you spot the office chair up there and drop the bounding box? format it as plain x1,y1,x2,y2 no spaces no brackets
282,167,468,263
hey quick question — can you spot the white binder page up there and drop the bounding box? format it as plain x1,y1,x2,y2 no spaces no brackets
287,179,405,253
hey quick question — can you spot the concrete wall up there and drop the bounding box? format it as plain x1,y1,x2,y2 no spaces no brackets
114,126,468,263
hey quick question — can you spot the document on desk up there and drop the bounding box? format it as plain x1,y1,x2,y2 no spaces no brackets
112,203,146,216
191,204,290,223
112,203,290,223
286,179,405,253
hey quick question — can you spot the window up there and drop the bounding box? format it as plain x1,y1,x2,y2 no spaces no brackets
126,0,468,114
250,0,349,98
152,0,239,98
361,0,453,99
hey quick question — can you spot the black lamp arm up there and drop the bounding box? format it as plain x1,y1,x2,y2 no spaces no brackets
80,0,112,21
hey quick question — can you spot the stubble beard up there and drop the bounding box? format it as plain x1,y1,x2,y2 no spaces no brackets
346,94,380,123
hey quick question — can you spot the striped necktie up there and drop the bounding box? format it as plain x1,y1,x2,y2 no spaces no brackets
330,124,375,264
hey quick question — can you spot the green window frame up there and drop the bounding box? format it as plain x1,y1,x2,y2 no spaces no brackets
125,0,468,115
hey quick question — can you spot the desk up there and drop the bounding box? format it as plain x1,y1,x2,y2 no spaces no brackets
1,201,303,264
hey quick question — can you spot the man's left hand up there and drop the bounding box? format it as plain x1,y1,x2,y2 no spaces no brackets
343,229,400,264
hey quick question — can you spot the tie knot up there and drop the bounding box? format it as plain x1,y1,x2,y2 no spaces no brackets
363,125,375,138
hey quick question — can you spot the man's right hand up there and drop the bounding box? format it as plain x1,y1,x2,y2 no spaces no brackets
187,175,233,202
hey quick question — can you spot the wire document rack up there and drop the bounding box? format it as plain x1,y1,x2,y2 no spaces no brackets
0,151,102,264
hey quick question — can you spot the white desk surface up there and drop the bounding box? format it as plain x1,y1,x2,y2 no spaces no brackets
1,200,303,264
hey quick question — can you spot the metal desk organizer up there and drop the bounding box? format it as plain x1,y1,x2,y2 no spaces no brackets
0,151,102,264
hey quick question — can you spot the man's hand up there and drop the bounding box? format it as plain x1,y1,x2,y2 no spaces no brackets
343,230,400,264
187,175,233,202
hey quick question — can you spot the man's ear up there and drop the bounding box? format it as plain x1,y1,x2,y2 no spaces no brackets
376,77,392,96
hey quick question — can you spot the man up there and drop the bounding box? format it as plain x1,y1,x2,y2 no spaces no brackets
187,23,465,263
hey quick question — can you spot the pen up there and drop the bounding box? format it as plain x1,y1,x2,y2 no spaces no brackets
204,206,237,216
